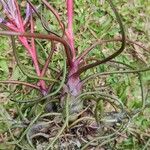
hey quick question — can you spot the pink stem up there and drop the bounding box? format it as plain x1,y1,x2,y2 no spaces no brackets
14,0,25,31
30,16,47,91
7,23,47,92
66,0,75,60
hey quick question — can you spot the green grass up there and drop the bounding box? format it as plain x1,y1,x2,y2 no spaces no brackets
0,0,150,149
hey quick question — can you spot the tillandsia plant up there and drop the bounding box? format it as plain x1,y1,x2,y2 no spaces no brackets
0,0,150,149
0,0,127,117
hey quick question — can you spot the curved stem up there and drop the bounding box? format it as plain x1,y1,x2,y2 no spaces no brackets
40,42,55,77
11,36,58,82
74,0,126,76
30,15,46,91
81,66,150,85
9,49,67,103
42,0,65,33
46,93,70,150
0,80,40,90
0,30,73,67
77,37,150,62
77,39,118,62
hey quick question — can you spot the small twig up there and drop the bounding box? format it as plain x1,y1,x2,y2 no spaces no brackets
69,117,95,128
0,80,40,90
27,0,60,36
42,0,65,34
40,41,55,78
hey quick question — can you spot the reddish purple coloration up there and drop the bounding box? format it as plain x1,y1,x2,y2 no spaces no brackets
0,0,91,96
67,60,82,96
0,0,125,99
66,0,75,60
65,0,82,96
0,0,46,93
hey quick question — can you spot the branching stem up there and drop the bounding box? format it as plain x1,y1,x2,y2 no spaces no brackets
0,30,73,67
74,0,126,76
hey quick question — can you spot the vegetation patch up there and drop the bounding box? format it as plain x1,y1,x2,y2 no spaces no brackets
0,0,149,149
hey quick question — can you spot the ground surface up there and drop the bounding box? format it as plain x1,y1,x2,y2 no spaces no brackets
0,0,150,150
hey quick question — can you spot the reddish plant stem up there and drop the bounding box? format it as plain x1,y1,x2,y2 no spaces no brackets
75,38,149,77
6,20,47,92
77,37,150,62
66,0,75,61
14,0,24,31
73,0,126,76
30,15,47,91
0,30,73,66
65,0,83,96
77,39,121,62
40,42,55,78
67,67,82,96
41,0,65,32
0,80,40,90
